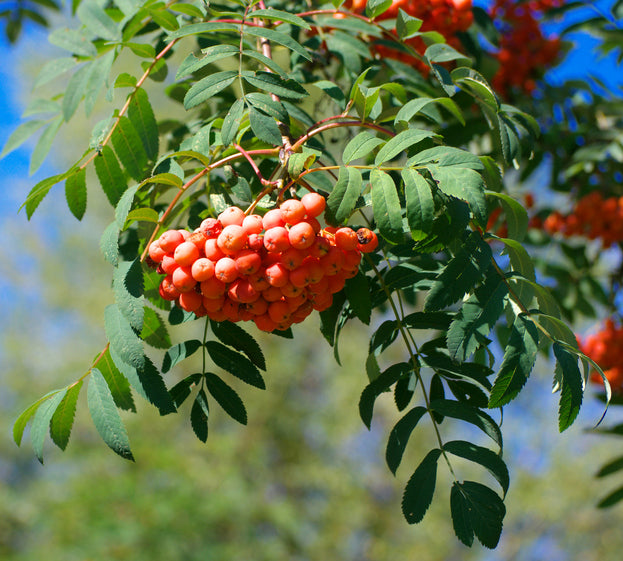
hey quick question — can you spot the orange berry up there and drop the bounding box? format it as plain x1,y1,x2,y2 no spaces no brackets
301,192,326,218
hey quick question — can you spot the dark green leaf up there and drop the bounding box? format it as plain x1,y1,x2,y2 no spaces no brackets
597,485,623,509
597,456,623,478
243,71,309,99
94,145,127,207
489,315,539,408
162,339,203,373
141,307,171,349
447,269,508,361
211,321,266,371
359,362,411,429
345,272,372,325
371,168,403,244
111,116,148,182
375,129,439,165
403,168,434,240
325,167,362,226
205,341,265,389
386,406,427,474
251,8,311,29
402,449,442,524
487,192,529,242
65,167,87,220
169,373,203,408
128,88,159,160
403,311,452,331
554,342,584,432
205,373,247,425
451,481,505,548
430,399,502,449
444,440,509,496
190,388,209,442
249,106,282,145
428,165,487,227
98,348,136,412
30,389,67,463
424,232,492,311
88,369,134,461
49,380,83,451
343,131,384,164
243,26,311,61
184,70,238,110
221,98,245,147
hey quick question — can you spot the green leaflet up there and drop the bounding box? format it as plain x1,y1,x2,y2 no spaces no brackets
30,114,63,174
49,380,83,451
395,97,464,126
443,440,510,496
371,168,403,244
128,88,159,160
100,221,120,266
428,165,487,227
104,303,144,370
94,145,127,206
249,106,282,145
30,389,67,463
88,369,134,461
34,57,78,89
375,128,439,165
402,168,434,240
243,71,309,100
1,119,47,158
221,98,246,147
487,191,529,242
489,315,539,408
111,117,148,182
205,341,265,389
401,449,442,524
175,44,239,80
98,348,136,412
396,8,423,40
447,268,508,361
77,0,121,41
205,373,247,425
169,373,203,408
184,70,238,110
22,171,72,219
251,8,311,30
344,272,372,325
141,307,171,350
386,406,427,474
84,50,115,117
554,342,584,432
325,167,362,226
62,63,90,122
162,340,203,373
49,27,97,57
359,362,411,429
424,232,492,312
112,258,144,332
243,26,311,62
191,388,209,442
450,481,505,548
211,320,266,371
342,131,385,164
65,167,87,220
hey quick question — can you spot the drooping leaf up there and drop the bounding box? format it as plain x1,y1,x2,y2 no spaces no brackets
169,373,203,408
554,342,584,432
359,362,411,429
489,314,539,408
62,63,90,121
487,192,529,242
424,232,492,311
30,389,67,463
386,406,427,474
447,268,508,361
325,166,362,226
371,168,403,244
65,167,87,220
344,272,372,325
34,57,78,89
444,440,510,496
49,380,83,451
205,341,265,389
115,184,140,229
84,50,115,116
111,116,148,182
402,168,434,240
205,373,247,425
1,119,47,158
597,485,623,509
94,145,127,207
87,368,134,461
128,88,159,160
162,339,203,373
450,481,505,549
402,448,442,524
190,388,209,442
98,347,136,412
211,321,266,371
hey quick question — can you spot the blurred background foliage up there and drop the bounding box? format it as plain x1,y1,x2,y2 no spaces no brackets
2,1,623,559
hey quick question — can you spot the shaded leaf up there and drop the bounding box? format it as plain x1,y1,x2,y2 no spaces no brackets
94,145,127,207
402,449,442,524
386,406,427,474
162,339,203,373
190,388,209,442
111,116,148,182
205,341,265,389
205,373,247,425
211,321,266,371
50,381,83,451
359,362,411,428
554,342,584,432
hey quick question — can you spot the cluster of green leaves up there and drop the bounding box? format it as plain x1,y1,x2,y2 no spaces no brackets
4,0,613,549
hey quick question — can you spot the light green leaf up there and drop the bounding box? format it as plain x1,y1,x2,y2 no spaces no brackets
221,98,245,147
343,131,384,164
49,381,83,451
77,0,121,41
371,168,403,244
243,26,311,61
184,70,238,110
34,57,78,89
375,129,439,165
104,304,144,370
1,119,47,158
100,221,120,266
98,348,136,412
30,115,63,174
325,166,362,226
30,389,67,463
62,63,90,121
49,27,97,57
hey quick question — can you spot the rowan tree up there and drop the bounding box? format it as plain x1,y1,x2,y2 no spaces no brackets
3,0,623,549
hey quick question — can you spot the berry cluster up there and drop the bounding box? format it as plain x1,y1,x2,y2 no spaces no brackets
489,0,562,96
543,192,623,248
344,0,473,73
148,194,379,333
579,319,623,393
